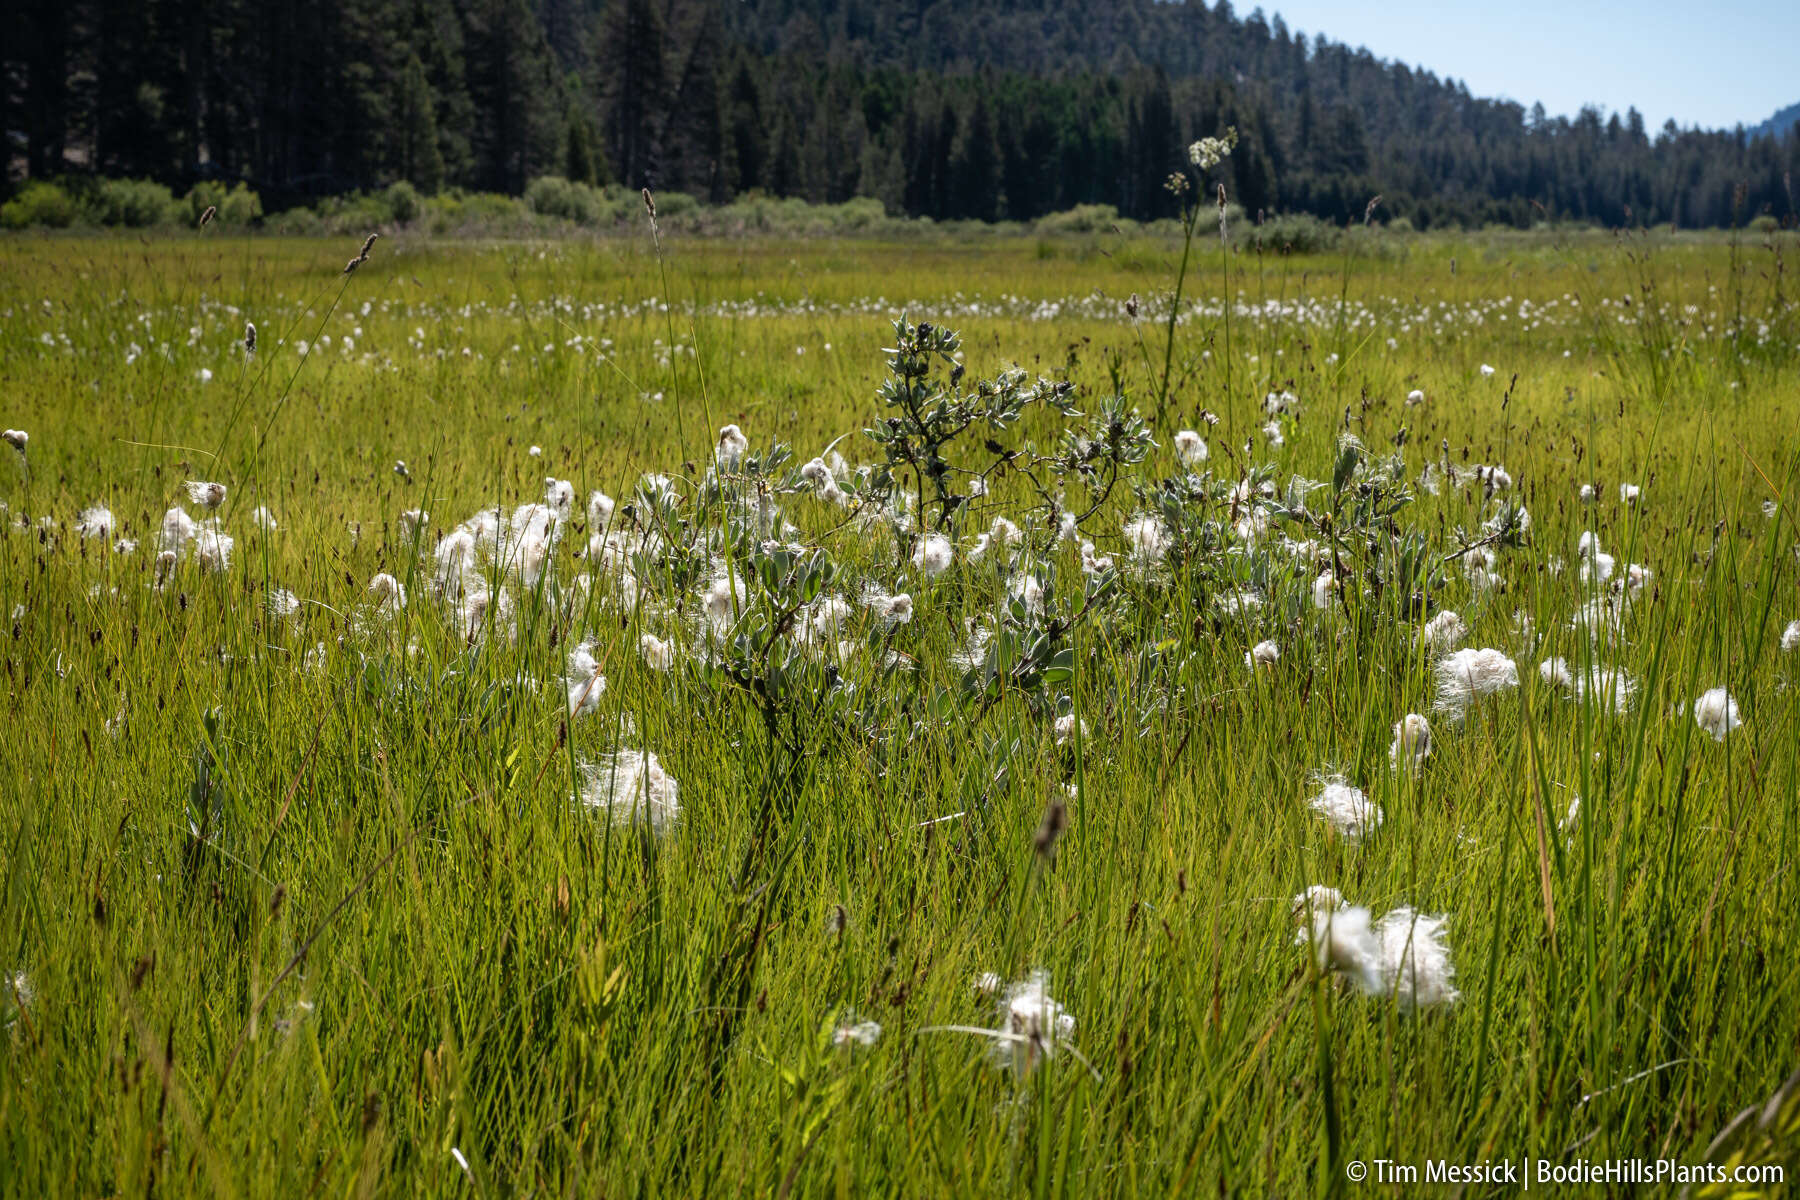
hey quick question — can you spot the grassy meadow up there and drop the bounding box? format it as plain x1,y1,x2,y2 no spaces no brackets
2,223,1799,1196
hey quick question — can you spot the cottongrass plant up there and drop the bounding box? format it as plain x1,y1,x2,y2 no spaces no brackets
576,749,680,833
1433,647,1520,719
1389,713,1432,773
1296,891,1460,1010
1308,774,1381,841
1692,687,1742,740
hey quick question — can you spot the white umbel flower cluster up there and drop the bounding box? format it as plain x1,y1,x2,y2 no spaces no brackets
1187,127,1238,170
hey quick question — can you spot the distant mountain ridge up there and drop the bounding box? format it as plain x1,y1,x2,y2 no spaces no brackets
698,0,1799,226
1750,102,1800,141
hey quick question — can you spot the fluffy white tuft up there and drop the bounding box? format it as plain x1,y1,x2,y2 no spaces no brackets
565,641,607,717
75,506,116,540
911,533,954,577
1389,714,1432,773
577,750,679,832
1419,610,1467,654
1309,775,1381,841
1297,897,1459,1009
833,1018,883,1048
368,572,407,613
1540,659,1636,713
640,633,674,672
992,970,1078,1074
184,481,227,510
1434,648,1518,718
716,424,749,467
1692,687,1741,741
1122,515,1168,564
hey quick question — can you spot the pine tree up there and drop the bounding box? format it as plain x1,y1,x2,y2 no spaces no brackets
721,54,766,195
950,90,1001,221
463,0,560,192
564,97,601,185
593,0,667,189
662,2,727,198
398,51,446,192
386,0,475,188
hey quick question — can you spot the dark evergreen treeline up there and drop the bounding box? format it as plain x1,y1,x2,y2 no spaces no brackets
7,0,1799,228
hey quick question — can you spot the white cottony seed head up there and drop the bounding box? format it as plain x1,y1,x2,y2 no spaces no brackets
185,481,227,510
1309,774,1381,841
1693,687,1741,740
1389,714,1432,772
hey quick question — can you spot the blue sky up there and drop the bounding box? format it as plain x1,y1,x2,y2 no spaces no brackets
1255,0,1798,131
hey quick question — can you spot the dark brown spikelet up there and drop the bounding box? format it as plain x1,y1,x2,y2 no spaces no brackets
641,188,655,219
1034,796,1069,862
344,232,379,274
198,205,217,228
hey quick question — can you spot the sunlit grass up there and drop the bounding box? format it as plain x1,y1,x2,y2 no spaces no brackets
1,226,1797,1196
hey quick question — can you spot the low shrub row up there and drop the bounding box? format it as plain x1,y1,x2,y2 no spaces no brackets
8,176,1712,241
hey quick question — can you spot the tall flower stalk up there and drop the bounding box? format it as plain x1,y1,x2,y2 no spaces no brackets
1153,128,1236,427
1217,181,1232,419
